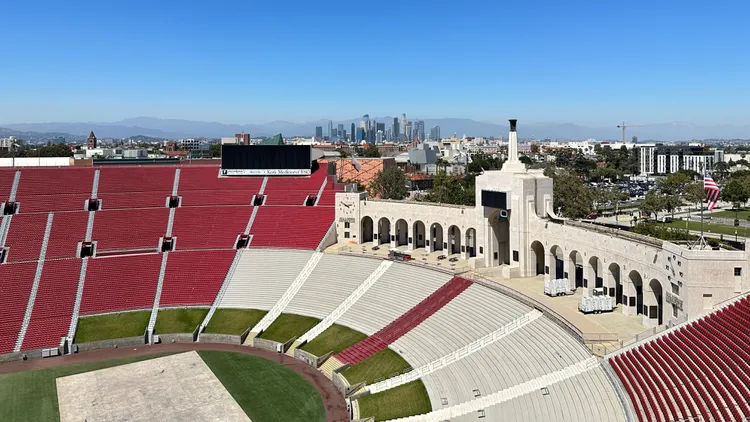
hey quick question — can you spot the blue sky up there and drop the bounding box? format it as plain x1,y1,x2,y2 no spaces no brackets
1,0,748,125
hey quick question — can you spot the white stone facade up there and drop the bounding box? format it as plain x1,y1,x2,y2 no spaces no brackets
335,167,749,327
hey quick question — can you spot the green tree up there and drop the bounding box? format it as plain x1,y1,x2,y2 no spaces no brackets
362,144,381,158
519,155,533,165
551,170,593,218
639,190,666,220
209,144,221,158
368,166,407,199
336,148,349,159
713,162,729,181
722,178,750,210
683,181,706,217
422,172,475,206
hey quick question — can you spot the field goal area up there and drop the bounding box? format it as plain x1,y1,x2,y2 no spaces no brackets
56,351,249,422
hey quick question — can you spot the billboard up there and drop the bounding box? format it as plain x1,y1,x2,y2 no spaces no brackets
221,145,312,176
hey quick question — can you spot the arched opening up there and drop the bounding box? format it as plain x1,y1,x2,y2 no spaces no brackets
465,228,477,258
489,210,510,265
628,271,644,315
413,221,426,249
608,263,622,304
530,241,545,276
589,256,603,289
649,279,663,325
430,223,444,252
550,245,564,279
361,216,374,243
448,225,461,255
569,250,584,288
377,218,391,245
395,219,408,247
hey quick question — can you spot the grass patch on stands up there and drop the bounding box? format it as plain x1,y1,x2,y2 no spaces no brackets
358,381,432,421
0,354,169,422
340,347,412,386
711,209,750,220
204,309,267,335
75,311,150,343
199,351,325,422
301,324,367,357
155,308,208,334
665,219,749,237
259,313,320,343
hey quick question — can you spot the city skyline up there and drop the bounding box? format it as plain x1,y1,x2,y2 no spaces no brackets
1,1,749,126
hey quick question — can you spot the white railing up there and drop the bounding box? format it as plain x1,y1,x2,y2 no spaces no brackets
316,221,336,252
244,206,259,235
171,168,181,196
198,250,244,337
66,258,89,341
165,208,176,238
146,252,170,342
14,213,54,352
384,357,600,422
0,214,12,248
85,211,95,242
298,261,392,343
9,170,21,201
298,261,393,342
367,310,543,394
314,177,327,206
91,169,100,199
251,252,323,333
259,176,268,194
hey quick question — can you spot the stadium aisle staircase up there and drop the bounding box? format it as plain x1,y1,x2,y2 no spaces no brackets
22,259,81,350
13,213,54,351
336,276,473,364
610,294,750,422
366,310,543,394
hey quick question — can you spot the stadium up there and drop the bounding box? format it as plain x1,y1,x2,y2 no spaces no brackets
0,122,748,422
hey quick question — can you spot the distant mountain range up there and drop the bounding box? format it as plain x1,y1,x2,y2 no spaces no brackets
2,117,750,141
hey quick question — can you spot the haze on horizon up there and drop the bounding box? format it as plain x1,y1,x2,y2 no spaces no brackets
1,0,748,126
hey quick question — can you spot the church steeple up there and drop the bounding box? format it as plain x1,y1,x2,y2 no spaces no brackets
87,131,97,149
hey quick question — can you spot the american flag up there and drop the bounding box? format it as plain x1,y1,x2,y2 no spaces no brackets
704,171,720,211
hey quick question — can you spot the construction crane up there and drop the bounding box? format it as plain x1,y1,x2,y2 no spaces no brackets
616,122,642,143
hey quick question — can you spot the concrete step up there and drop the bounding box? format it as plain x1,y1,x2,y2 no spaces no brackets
286,340,302,357
319,356,344,379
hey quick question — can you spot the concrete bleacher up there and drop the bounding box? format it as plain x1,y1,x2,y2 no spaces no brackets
0,262,37,354
79,254,161,315
390,283,532,365
416,317,624,422
283,255,383,320
171,206,251,250
219,249,314,310
610,296,750,422
333,264,451,342
159,250,235,307
22,259,81,350
336,276,473,364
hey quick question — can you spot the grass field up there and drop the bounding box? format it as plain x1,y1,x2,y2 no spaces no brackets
712,209,750,220
666,219,749,237
75,311,150,343
358,381,432,421
199,351,325,422
155,308,208,334
0,354,169,421
259,313,320,343
301,324,367,357
204,308,267,335
340,347,413,385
